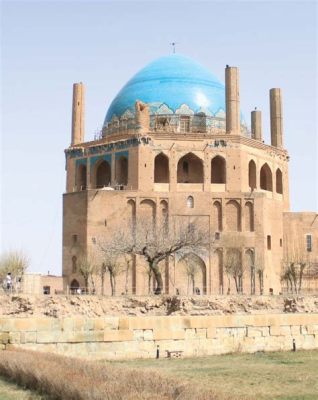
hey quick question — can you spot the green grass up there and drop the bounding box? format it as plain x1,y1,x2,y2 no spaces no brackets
0,377,43,400
109,350,318,400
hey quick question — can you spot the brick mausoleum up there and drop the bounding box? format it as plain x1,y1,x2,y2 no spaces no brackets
62,54,318,296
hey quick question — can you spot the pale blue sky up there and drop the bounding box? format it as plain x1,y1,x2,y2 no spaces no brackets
1,1,317,275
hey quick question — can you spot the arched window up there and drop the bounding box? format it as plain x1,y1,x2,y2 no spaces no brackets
226,200,241,231
177,153,203,183
127,199,136,232
95,160,111,188
211,156,226,183
140,199,156,226
160,200,168,230
248,160,256,190
245,202,254,232
187,196,194,208
213,201,222,231
260,163,273,191
154,153,169,183
72,256,77,273
70,279,80,294
115,156,128,186
76,164,87,191
276,168,283,194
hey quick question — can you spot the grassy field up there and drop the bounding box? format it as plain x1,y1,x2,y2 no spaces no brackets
0,376,43,400
109,350,318,400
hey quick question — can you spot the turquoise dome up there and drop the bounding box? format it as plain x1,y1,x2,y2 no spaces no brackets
104,54,225,125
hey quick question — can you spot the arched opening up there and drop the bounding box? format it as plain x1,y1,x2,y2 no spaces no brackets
248,160,256,190
245,249,255,295
276,168,283,194
177,153,203,183
71,256,77,273
187,196,194,208
260,163,273,191
214,249,223,294
226,200,241,231
95,160,111,188
225,248,243,293
160,200,168,228
76,164,87,191
213,201,222,231
115,156,128,186
211,156,226,183
70,279,80,294
127,199,136,232
140,199,156,226
154,153,169,183
179,253,207,295
245,202,254,232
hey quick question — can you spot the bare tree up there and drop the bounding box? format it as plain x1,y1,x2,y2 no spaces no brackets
222,236,246,294
112,218,209,295
254,250,265,295
281,233,310,294
181,254,201,295
77,253,97,293
0,250,29,289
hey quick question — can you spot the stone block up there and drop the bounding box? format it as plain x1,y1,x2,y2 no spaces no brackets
20,332,37,344
0,333,9,344
207,327,217,338
12,319,36,332
35,318,53,331
185,329,196,339
104,329,133,342
143,329,153,341
153,329,185,341
37,330,60,343
247,327,262,337
0,344,6,350
196,329,207,339
118,318,130,330
290,325,300,336
133,329,144,341
9,332,20,344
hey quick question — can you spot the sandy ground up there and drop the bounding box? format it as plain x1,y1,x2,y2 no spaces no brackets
0,294,317,318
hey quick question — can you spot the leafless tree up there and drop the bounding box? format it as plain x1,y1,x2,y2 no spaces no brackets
254,250,265,295
181,254,201,295
222,236,245,294
281,233,310,294
77,253,97,293
0,250,29,289
111,217,209,295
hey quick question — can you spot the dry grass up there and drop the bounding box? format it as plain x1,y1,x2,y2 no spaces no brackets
0,376,44,400
111,350,318,400
0,349,226,400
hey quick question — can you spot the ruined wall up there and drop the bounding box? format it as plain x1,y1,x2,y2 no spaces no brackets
1,314,317,360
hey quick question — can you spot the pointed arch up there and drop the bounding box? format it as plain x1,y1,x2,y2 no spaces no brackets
178,253,207,295
260,163,273,191
213,200,222,232
177,153,203,183
76,164,87,191
140,199,156,225
276,168,283,194
211,156,226,183
248,160,256,190
154,153,169,183
71,256,77,273
245,201,254,232
226,200,241,231
214,249,223,294
127,199,136,231
70,279,80,294
115,156,128,185
95,160,111,188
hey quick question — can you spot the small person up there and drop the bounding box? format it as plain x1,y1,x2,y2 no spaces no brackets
6,272,12,291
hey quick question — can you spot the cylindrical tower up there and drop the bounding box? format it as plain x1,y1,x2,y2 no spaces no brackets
251,109,262,141
225,66,240,134
270,88,283,148
71,82,85,145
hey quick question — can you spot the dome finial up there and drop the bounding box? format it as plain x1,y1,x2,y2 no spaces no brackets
170,42,178,54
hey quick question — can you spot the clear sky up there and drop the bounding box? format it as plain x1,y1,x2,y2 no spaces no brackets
1,1,317,275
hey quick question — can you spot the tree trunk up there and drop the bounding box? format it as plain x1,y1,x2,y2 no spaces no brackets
109,272,115,296
101,270,105,296
234,276,239,293
151,260,163,295
148,272,152,295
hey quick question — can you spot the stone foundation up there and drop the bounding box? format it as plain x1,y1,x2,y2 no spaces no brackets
1,314,318,359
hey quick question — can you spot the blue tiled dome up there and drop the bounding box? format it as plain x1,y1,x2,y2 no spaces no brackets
104,54,226,125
